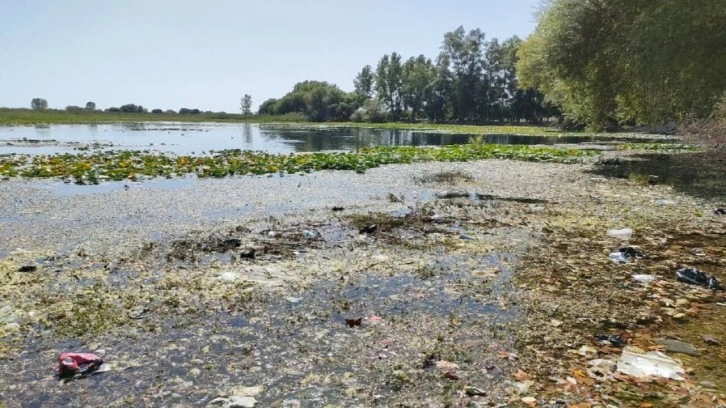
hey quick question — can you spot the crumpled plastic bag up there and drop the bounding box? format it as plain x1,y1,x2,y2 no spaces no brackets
616,347,685,381
675,268,722,290
58,352,104,378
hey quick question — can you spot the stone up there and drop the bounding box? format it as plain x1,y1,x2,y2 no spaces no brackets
655,338,699,356
702,334,720,345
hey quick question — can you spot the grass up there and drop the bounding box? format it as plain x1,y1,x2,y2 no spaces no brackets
0,144,600,183
0,108,306,125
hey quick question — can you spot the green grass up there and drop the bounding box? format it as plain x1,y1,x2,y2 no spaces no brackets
0,144,600,183
0,108,305,125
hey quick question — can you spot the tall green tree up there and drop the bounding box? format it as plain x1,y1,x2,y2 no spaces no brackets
422,56,453,123
517,0,726,129
439,26,487,121
402,55,435,121
31,98,48,110
85,101,96,111
240,94,253,118
375,53,404,121
353,65,374,105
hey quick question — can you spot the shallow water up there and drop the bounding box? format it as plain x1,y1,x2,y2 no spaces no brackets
0,122,663,155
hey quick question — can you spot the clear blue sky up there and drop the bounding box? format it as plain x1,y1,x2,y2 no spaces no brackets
0,0,540,113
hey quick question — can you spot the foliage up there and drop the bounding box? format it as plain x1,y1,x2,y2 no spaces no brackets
353,65,374,105
179,108,201,114
240,94,253,118
31,98,48,110
375,53,405,121
65,105,83,112
0,144,598,184
402,56,436,121
119,104,146,113
85,101,96,111
517,0,726,130
261,81,354,122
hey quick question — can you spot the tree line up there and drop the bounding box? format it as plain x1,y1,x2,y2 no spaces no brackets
258,26,557,123
516,0,726,130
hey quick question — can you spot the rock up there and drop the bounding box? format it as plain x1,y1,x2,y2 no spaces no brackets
550,319,563,327
17,265,37,272
208,386,262,408
702,334,720,345
464,386,487,396
647,175,659,184
655,338,700,356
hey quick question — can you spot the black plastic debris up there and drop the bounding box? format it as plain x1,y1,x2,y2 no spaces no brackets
331,206,345,212
609,246,645,264
715,208,726,215
239,248,256,259
359,224,377,234
17,265,37,272
595,334,628,348
618,246,644,259
675,268,723,290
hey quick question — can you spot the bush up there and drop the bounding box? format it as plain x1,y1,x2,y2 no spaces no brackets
151,109,163,114
65,105,83,112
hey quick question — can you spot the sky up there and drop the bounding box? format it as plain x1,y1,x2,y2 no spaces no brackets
0,0,541,113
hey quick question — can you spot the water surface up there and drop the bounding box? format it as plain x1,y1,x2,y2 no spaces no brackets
0,122,666,155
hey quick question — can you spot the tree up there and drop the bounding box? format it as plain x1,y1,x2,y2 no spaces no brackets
240,94,253,118
353,65,375,104
375,53,404,121
85,101,96,111
31,98,48,110
423,56,453,123
439,27,487,121
257,98,279,115
65,105,83,112
517,0,726,129
402,55,435,121
120,103,145,113
268,81,350,121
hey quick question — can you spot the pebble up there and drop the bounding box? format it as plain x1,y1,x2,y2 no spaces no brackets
655,338,699,356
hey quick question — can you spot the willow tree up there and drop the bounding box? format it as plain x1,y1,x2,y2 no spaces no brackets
517,0,726,129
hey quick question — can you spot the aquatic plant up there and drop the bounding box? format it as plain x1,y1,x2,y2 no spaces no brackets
0,144,599,184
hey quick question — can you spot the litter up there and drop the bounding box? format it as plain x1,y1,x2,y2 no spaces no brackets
714,208,726,215
359,224,377,234
609,246,644,263
632,274,656,284
607,228,633,240
616,347,685,381
675,268,723,290
595,334,628,348
58,352,105,378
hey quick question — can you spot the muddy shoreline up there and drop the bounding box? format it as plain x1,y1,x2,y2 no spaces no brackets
0,156,724,407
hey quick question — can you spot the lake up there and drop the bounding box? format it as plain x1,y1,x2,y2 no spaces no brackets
0,122,662,156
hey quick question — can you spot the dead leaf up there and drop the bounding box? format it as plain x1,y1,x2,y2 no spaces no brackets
521,396,536,407
514,369,530,381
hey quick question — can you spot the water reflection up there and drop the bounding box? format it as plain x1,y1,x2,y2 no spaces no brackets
0,122,671,156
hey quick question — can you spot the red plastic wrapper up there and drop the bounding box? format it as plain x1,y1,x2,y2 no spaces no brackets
58,352,104,377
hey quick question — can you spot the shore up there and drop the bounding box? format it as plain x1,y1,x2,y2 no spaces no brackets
0,155,724,407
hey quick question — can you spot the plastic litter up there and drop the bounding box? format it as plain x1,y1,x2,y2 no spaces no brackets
632,274,656,284
655,199,675,206
595,334,628,348
58,352,105,378
714,208,726,215
675,267,723,290
609,246,644,263
616,347,685,381
607,228,633,240
359,224,377,234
